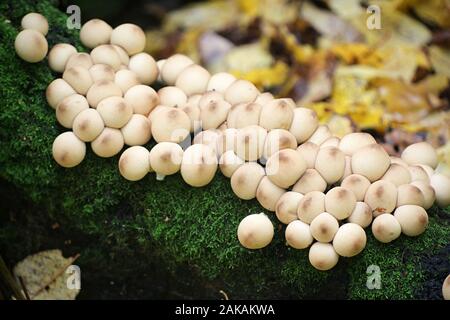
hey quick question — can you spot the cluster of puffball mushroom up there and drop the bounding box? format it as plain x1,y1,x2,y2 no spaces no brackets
15,13,450,274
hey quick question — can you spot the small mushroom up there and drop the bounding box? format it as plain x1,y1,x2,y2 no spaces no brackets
396,184,425,207
219,150,244,178
338,133,376,156
86,80,122,108
158,86,187,108
310,212,339,242
48,44,77,73
285,220,313,249
315,146,346,184
237,213,274,250
114,69,140,93
364,180,398,216
256,176,286,211
325,187,357,220
259,98,294,130
118,146,150,181
90,44,121,71
296,142,319,169
124,84,159,115
207,72,236,93
97,96,133,128
443,275,450,300
14,29,48,63
266,149,307,188
408,165,430,183
91,127,124,158
121,114,152,146
347,202,372,228
306,125,332,145
89,64,115,82
289,107,319,144
62,66,93,95
411,181,435,209
226,102,262,129
72,108,105,142
161,54,194,85
79,19,112,48
308,242,339,271
401,142,438,169
199,93,231,129
65,52,93,70
151,107,190,143
430,174,450,207
341,174,371,201
320,136,340,148
262,129,297,160
351,144,390,182
128,53,159,85
234,125,267,161
275,191,304,225
46,79,76,109
175,64,211,96
254,92,274,105
292,169,327,194
21,12,49,35
52,132,86,168
332,223,367,257
193,129,221,155
180,144,218,187
224,80,259,105
393,205,428,237
56,94,89,128
110,23,146,55
381,163,412,186
371,213,401,243
230,162,265,200
297,191,325,224
149,142,184,180
217,128,238,156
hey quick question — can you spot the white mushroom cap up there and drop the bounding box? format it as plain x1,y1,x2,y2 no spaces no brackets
364,180,398,216
285,220,313,249
410,181,436,209
315,146,346,184
381,163,412,186
254,92,274,105
14,29,48,63
158,86,187,108
80,19,112,48
193,129,220,155
207,72,237,93
149,142,184,179
97,96,133,128
110,23,146,55
114,69,140,93
65,52,93,70
371,214,401,243
121,114,152,146
226,102,262,129
259,98,294,130
297,191,325,224
111,45,130,66
217,128,238,156
234,125,267,161
396,184,425,207
256,176,286,211
56,94,89,128
306,125,332,145
199,93,231,130
347,202,372,228
219,150,244,178
308,242,339,271
224,80,259,105
266,149,307,188
90,44,122,71
296,142,319,169
430,173,450,207
180,103,201,133
180,144,218,187
175,64,211,96
91,127,124,158
72,108,105,142
21,12,49,35
46,78,76,109
275,191,304,225
118,146,150,181
332,223,367,257
86,80,122,108
230,162,265,200
161,54,194,85
151,107,190,143
128,53,158,85
325,187,357,220
401,142,438,169
262,129,297,159
48,44,77,73
124,84,159,116
390,156,409,169
292,169,327,194
341,174,371,201
351,144,390,182
408,165,430,183
52,132,86,168
289,107,319,144
62,66,93,95
320,136,340,148
393,205,428,237
310,212,339,242
237,213,274,250
443,275,450,300
338,133,376,156
89,64,115,82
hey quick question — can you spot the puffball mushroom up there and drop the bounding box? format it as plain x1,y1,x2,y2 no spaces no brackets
401,142,438,169
52,132,86,168
364,180,398,216
65,52,93,70
296,142,319,169
217,128,238,156
332,223,367,257
410,181,435,209
121,114,152,146
56,94,89,128
308,242,339,271
125,85,159,115
128,53,159,85
292,169,327,194
79,19,112,48
110,23,146,55
275,191,304,225
443,275,450,300
48,44,77,73
230,162,265,200
180,144,218,187
237,213,274,250
285,220,313,249
149,142,184,180
310,212,339,242
14,29,48,63
262,129,297,159
307,125,332,145
381,163,412,187
86,80,122,108
89,64,115,82
46,78,76,109
256,176,286,211
254,92,274,105
161,54,194,85
347,202,372,228
224,80,259,105
114,69,140,93
289,107,319,144
175,64,211,96
259,98,294,130
234,125,267,161
325,187,357,220
351,144,390,182
266,149,307,188
315,146,345,184
72,108,105,142
118,146,150,181
219,150,244,178
320,136,340,148
91,127,124,158
408,165,430,183
97,96,133,129
62,66,93,95
207,72,236,93
158,86,187,108
226,102,262,129
21,12,49,35
396,184,425,207
393,205,428,237
430,174,450,207
341,174,371,201
371,213,401,243
90,44,121,71
297,191,325,224
338,133,376,156
199,93,231,130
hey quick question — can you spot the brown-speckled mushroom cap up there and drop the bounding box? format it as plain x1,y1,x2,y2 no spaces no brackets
151,107,190,143
219,150,244,178
341,174,371,201
371,213,401,243
230,162,265,200
161,54,194,85
62,66,93,95
285,220,313,249
118,146,150,181
256,176,286,211
237,213,274,250
52,132,86,168
310,212,339,243
393,205,428,237
401,142,438,169
180,144,218,187
347,201,372,228
297,191,326,224
91,127,124,158
149,142,184,178
364,180,398,216
234,125,267,161
207,72,236,93
292,169,327,194
175,64,211,96
14,29,48,63
275,191,304,225
56,94,89,128
97,96,133,128
110,23,146,55
338,132,376,156
224,79,259,105
351,144,390,182
128,53,159,85
315,146,346,184
308,242,339,271
72,108,105,142
296,142,319,169
121,114,152,146
46,78,76,109
266,149,307,188
80,19,112,48
332,223,367,257
124,84,159,116
259,98,294,130
325,187,357,220
262,129,297,159
86,80,123,108
48,44,77,73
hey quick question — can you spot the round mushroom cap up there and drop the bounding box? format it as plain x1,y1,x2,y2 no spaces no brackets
381,163,412,186
254,92,274,105
121,114,152,146
256,176,286,211
297,191,325,224
62,66,93,95
97,96,133,128
325,187,357,220
66,52,93,70
110,23,146,55
73,108,105,142
371,213,401,243
321,136,340,148
275,191,304,225
207,72,236,93
401,142,438,169
408,165,430,183
175,64,211,96
52,132,86,168
285,220,313,249
128,53,158,85
180,144,218,187
310,212,339,243
227,102,262,129
364,180,398,216
14,29,48,63
48,44,77,73
266,149,307,188
289,107,319,144
21,12,49,35
315,146,346,184
259,98,294,130
237,213,274,250
161,54,194,85
230,162,265,200
91,127,124,158
296,142,319,169
224,80,259,105
333,223,367,257
118,146,150,181
46,79,76,109
262,129,297,159
56,94,89,128
86,80,122,108
80,19,112,48
307,125,332,145
396,184,425,207
89,64,115,82
410,181,435,209
149,142,184,176
430,174,450,207
347,201,372,228
351,144,390,182
158,86,187,108
338,133,376,156
443,275,450,300
292,169,327,194
219,150,244,178
234,125,267,161
193,129,221,155
151,107,190,143
124,85,159,116
393,205,428,237
90,44,121,71
308,242,339,271
114,69,140,93
341,174,371,201
199,94,231,130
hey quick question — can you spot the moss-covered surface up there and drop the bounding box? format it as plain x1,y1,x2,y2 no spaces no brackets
0,0,449,299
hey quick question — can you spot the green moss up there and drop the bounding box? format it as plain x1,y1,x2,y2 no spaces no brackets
0,0,448,299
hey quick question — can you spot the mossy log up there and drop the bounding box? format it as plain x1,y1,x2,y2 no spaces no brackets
0,0,449,299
